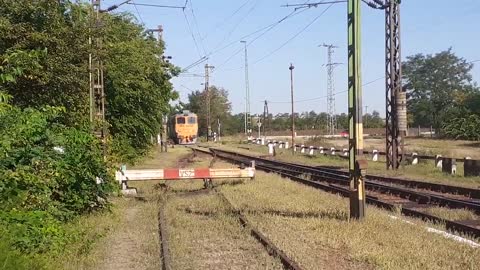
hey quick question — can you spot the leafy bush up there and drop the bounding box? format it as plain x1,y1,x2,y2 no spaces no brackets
0,239,47,270
0,105,116,258
442,114,480,140
0,210,66,254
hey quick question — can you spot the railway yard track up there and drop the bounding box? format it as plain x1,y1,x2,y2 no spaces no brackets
158,188,302,270
192,146,480,239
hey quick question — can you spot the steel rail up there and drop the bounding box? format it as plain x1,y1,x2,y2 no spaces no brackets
207,148,480,213
198,147,480,239
158,202,172,270
276,155,480,199
215,191,303,270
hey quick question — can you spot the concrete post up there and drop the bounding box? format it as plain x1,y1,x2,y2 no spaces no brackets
343,148,349,157
372,150,379,162
331,147,336,156
120,164,127,190
268,143,275,156
261,138,265,145
464,159,480,177
411,152,418,165
309,146,314,155
285,141,289,149
279,141,284,149
319,147,325,155
435,155,443,168
442,158,456,175
301,145,305,153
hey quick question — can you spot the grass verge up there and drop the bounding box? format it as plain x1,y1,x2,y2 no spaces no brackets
215,143,480,188
218,169,480,269
165,193,283,269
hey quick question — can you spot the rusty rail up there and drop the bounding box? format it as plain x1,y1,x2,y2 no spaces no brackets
216,191,303,270
203,147,480,239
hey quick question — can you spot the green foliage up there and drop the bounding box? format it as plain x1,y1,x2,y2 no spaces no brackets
0,106,114,220
0,0,91,127
0,1,179,161
403,49,479,129
184,86,232,136
0,240,47,270
104,13,179,158
0,210,66,254
442,114,480,141
0,49,46,84
0,105,115,260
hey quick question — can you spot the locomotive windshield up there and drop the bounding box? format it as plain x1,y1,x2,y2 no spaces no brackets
188,117,196,124
176,117,186,124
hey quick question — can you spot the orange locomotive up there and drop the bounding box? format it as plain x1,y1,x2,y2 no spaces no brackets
169,111,198,144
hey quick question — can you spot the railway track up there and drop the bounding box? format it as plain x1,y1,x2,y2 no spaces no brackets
192,147,480,239
158,175,302,270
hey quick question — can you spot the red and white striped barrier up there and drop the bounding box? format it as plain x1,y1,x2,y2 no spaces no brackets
116,167,255,191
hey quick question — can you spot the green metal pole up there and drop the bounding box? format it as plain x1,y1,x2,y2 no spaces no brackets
348,0,367,219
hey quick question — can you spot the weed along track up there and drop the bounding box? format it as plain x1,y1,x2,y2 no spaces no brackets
194,147,480,239
159,189,291,269
137,147,480,269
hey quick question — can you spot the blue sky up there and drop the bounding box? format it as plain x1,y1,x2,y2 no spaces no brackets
103,0,480,116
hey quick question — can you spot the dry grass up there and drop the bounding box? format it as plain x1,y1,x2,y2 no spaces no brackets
129,146,284,269
67,145,480,270
300,137,480,159
59,147,195,270
219,170,480,270
218,143,480,188
165,194,283,270
422,206,478,221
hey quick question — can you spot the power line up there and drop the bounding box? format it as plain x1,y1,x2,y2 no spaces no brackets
251,3,334,65
215,0,262,50
213,7,311,72
130,0,145,25
182,6,309,72
214,3,332,73
200,0,252,41
127,2,186,9
188,0,207,56
182,9,203,58
266,76,384,104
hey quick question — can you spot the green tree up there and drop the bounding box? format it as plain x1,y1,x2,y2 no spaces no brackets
364,110,384,128
184,86,232,136
104,13,179,159
403,49,478,129
0,1,180,160
0,0,91,126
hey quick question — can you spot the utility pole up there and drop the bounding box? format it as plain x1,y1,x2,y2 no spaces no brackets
217,118,221,141
90,0,107,156
89,0,132,157
263,100,269,139
147,25,171,152
365,105,369,128
320,44,341,136
204,63,214,141
289,63,295,155
148,25,163,42
240,41,251,138
348,0,367,219
385,0,405,170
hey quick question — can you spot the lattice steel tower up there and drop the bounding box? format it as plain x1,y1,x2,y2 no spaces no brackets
241,41,251,136
90,0,106,153
385,0,405,170
320,44,340,135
